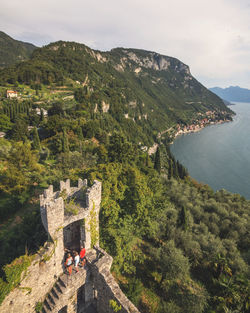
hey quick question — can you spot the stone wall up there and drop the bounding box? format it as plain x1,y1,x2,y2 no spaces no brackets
0,179,141,313
87,247,140,313
0,179,102,313
0,241,63,313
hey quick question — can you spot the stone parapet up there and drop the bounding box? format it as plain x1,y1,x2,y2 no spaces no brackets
87,247,140,313
0,241,64,313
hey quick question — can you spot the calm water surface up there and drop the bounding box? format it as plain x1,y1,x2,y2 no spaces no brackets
170,102,250,199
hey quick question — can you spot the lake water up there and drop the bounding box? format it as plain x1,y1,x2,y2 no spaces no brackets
170,102,250,199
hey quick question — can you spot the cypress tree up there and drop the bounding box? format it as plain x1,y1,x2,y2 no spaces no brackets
5,107,10,118
178,206,188,231
14,102,18,116
177,161,188,179
146,154,149,167
154,146,161,174
168,159,173,179
62,129,69,153
40,109,44,122
32,127,41,150
183,166,188,178
76,125,83,153
17,102,21,114
76,125,83,140
173,158,179,178
10,106,15,121
177,160,182,178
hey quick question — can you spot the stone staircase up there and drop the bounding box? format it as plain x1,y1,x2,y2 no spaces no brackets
41,265,87,313
42,276,67,313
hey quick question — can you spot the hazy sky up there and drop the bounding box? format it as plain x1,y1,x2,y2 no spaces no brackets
1,0,250,88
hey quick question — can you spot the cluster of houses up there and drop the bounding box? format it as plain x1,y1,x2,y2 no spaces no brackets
175,110,230,137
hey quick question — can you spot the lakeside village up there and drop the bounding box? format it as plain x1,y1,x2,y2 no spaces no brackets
174,110,233,138
144,110,233,155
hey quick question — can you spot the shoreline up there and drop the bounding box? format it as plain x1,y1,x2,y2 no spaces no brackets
171,118,233,143
168,103,250,200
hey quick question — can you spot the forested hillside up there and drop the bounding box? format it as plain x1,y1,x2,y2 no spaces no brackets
0,31,36,68
0,41,232,133
0,40,249,313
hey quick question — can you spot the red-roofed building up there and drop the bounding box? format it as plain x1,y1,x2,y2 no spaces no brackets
6,90,18,98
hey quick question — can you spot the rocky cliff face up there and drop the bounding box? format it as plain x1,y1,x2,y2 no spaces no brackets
109,47,190,75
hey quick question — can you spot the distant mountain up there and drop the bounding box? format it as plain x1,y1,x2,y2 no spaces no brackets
0,31,36,68
0,40,232,138
210,86,250,103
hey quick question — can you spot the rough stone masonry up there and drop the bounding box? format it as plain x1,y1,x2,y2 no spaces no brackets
0,179,140,313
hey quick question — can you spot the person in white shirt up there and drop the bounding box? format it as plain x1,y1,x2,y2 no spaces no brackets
74,251,80,273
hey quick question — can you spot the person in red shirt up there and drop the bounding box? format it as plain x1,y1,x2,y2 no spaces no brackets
80,245,86,267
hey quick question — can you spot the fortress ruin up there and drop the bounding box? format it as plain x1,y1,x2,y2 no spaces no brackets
0,179,139,313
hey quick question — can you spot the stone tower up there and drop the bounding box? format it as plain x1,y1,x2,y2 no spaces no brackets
40,178,102,250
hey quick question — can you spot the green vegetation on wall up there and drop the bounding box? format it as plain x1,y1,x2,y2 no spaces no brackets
88,201,99,248
0,254,33,305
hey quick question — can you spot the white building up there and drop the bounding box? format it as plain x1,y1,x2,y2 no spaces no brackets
6,90,18,98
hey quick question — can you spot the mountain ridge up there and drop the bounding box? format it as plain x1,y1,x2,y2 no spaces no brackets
0,39,232,142
0,31,36,68
210,85,250,103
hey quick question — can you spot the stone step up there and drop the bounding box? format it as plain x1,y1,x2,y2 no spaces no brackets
54,283,63,294
55,280,66,294
58,275,67,288
44,299,52,311
42,269,86,312
51,287,59,299
46,293,56,308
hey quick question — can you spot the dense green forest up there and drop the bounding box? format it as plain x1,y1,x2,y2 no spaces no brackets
0,31,36,68
0,40,249,313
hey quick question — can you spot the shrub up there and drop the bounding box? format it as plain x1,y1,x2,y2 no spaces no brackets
0,254,32,305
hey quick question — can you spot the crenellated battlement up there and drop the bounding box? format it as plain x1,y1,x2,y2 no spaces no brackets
40,178,88,204
40,179,102,248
